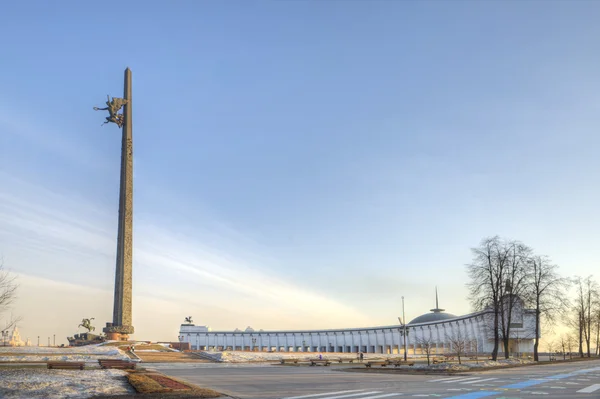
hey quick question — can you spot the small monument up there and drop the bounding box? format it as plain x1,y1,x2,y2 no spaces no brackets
94,68,135,341
67,317,105,347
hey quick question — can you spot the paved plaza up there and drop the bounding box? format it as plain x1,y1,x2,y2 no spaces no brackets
151,359,600,399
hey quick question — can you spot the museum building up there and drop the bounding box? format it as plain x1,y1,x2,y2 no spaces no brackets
179,293,537,356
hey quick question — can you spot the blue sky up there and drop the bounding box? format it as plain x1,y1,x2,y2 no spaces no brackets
1,1,600,343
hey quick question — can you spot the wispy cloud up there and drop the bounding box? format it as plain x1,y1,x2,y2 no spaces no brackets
0,172,376,342
0,104,112,172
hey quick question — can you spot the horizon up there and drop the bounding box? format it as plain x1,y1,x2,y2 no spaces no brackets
1,1,599,345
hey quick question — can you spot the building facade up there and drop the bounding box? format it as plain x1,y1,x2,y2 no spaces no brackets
179,296,537,356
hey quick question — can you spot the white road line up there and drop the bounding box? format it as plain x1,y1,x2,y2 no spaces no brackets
460,378,498,384
577,384,600,393
440,377,481,383
326,392,382,399
281,390,365,399
359,394,402,399
429,377,468,383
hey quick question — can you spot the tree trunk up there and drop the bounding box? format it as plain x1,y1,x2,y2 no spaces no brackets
503,336,510,359
578,315,584,357
492,311,499,361
594,320,600,356
533,305,540,361
586,319,591,357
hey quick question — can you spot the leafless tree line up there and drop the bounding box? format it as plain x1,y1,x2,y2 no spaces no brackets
466,236,572,361
415,329,479,365
0,260,20,337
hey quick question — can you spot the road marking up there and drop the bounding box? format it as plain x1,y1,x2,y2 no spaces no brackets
360,394,402,399
461,378,498,385
441,377,481,383
439,392,497,399
326,392,383,399
577,384,600,393
429,377,470,383
281,390,365,399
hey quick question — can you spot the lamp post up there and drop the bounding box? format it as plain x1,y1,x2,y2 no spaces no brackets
37,336,40,347
252,337,256,351
53,335,55,347
302,340,306,352
402,296,408,361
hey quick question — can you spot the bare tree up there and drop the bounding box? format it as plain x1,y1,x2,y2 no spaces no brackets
469,339,479,363
0,261,19,344
572,276,599,357
416,336,436,366
546,340,555,361
467,236,507,361
565,334,575,359
525,255,570,361
559,335,568,360
498,240,531,359
445,328,468,364
467,236,531,360
0,261,18,320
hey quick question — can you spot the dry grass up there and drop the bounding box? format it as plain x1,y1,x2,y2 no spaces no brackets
128,373,168,393
127,372,221,398
135,352,210,363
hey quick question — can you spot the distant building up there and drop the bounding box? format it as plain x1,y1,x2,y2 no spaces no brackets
8,326,25,347
179,292,536,356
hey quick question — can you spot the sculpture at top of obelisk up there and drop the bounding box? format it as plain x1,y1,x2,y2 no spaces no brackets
94,68,134,341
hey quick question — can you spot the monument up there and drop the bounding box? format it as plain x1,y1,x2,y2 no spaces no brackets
94,68,135,341
67,318,105,346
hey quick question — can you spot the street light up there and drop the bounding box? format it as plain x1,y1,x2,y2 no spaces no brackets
402,296,408,361
251,337,256,351
302,340,306,352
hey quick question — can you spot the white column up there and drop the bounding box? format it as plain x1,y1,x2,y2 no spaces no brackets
334,332,338,352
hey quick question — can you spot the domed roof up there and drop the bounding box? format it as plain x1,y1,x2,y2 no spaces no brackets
407,287,457,325
408,311,457,325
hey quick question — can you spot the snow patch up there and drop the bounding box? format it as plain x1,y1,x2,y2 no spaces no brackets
0,368,135,398
0,344,129,362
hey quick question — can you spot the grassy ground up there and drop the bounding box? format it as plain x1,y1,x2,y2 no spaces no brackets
121,370,221,398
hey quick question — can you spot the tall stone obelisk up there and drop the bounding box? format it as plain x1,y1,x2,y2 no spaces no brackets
96,68,134,341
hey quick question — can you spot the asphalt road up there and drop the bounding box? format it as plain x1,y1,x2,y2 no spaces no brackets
149,359,600,399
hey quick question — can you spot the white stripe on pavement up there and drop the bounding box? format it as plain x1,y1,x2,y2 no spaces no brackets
282,390,365,399
460,378,498,384
326,392,382,399
577,384,600,393
429,377,469,383
359,394,402,399
440,377,481,383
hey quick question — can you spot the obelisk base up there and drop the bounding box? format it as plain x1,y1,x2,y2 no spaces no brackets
103,323,134,341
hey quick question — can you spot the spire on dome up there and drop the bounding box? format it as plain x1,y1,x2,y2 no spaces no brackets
430,286,445,313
